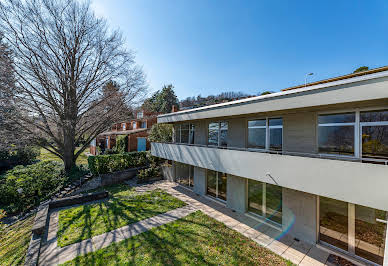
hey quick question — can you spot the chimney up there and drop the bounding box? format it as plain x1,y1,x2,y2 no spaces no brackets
171,105,178,113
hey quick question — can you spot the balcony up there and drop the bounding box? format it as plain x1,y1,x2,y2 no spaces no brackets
151,142,388,211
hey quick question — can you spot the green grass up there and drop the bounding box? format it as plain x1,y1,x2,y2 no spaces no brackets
62,211,292,266
38,147,88,165
57,184,186,247
0,215,34,266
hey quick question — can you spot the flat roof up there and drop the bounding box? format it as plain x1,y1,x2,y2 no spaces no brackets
158,67,388,123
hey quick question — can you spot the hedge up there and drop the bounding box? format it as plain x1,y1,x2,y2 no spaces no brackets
0,161,65,213
88,151,150,175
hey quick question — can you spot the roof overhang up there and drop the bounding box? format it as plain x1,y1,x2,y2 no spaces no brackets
158,70,388,123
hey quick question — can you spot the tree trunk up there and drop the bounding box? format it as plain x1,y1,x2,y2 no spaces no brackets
63,132,75,172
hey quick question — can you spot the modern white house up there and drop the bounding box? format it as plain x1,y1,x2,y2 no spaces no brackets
151,66,388,265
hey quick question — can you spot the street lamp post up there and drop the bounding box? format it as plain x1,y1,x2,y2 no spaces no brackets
305,73,314,87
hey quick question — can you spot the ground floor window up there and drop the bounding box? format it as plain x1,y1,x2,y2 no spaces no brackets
248,179,282,224
319,196,387,265
176,163,194,188
207,170,227,201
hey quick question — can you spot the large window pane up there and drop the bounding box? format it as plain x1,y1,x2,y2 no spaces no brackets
208,123,219,146
362,126,388,160
361,110,388,122
176,163,190,187
319,197,348,251
189,166,194,187
180,124,189,143
248,179,263,216
266,184,282,224
355,205,387,265
248,120,266,149
220,122,228,147
318,113,355,124
207,170,217,198
318,126,354,155
218,173,227,201
270,128,282,151
189,124,195,144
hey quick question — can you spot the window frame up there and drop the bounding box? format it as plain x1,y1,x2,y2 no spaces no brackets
176,123,195,144
207,121,228,147
206,170,227,202
246,117,283,151
317,106,388,160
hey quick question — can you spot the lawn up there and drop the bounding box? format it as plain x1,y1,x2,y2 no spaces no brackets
0,215,34,266
57,184,186,247
38,147,89,165
63,211,292,266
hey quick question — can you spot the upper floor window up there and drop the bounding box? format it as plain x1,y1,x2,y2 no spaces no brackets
122,123,126,130
247,118,282,151
318,113,355,156
360,110,388,160
176,123,195,144
208,122,228,147
137,111,144,119
133,122,137,129
141,121,147,128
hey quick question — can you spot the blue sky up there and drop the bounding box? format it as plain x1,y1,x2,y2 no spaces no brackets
91,0,388,100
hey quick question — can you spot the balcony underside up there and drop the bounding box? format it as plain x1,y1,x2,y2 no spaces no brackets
152,142,388,211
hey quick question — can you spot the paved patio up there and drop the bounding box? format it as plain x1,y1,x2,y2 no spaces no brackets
128,180,334,266
38,179,355,265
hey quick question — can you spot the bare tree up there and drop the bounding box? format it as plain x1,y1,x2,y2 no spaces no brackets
0,0,147,171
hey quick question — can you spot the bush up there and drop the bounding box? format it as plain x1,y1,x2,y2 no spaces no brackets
0,209,5,233
88,151,150,175
113,135,128,154
137,165,161,183
0,146,40,172
0,161,65,213
148,124,173,143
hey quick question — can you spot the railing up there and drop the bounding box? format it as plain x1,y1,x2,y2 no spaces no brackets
155,142,388,165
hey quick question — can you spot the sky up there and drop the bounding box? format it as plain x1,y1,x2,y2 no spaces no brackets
91,0,388,100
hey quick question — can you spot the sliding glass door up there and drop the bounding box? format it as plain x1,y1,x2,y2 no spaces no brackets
207,170,227,201
319,196,387,265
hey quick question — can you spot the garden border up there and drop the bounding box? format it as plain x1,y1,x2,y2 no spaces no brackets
24,191,109,266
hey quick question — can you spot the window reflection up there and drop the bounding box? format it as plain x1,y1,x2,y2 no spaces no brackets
319,197,348,251
362,126,388,160
355,205,387,265
248,119,266,149
318,126,354,155
248,179,263,216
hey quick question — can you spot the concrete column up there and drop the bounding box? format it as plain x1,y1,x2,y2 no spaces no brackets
282,188,317,244
226,174,247,213
193,166,206,195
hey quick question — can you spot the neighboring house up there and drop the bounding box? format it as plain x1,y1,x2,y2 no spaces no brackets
151,66,388,265
90,110,158,155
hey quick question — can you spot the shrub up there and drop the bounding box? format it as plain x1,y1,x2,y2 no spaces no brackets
137,165,161,183
0,209,5,233
88,151,150,175
113,135,128,154
0,146,40,172
148,124,173,143
0,161,65,213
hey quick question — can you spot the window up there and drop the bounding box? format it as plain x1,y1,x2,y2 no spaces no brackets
269,118,283,151
318,113,355,156
248,119,266,149
141,121,147,128
176,163,194,188
319,197,348,251
360,110,388,160
133,122,137,129
247,118,282,151
175,124,195,144
137,111,144,119
189,124,195,144
248,179,282,224
207,170,227,201
208,122,228,147
319,197,387,265
122,123,126,130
